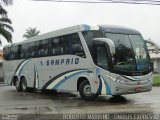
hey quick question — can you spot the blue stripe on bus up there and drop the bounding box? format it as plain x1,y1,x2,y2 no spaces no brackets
101,76,112,95
52,71,86,90
42,69,86,89
96,76,102,95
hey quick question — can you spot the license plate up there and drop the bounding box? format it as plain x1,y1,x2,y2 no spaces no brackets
135,87,142,92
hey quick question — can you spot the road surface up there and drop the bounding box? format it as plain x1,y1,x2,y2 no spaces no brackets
0,84,160,119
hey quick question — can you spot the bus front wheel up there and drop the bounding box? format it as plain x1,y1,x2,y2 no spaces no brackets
79,80,99,100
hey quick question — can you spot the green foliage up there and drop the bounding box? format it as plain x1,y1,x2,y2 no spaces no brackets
153,74,160,86
0,0,14,43
0,0,13,6
0,15,14,43
23,27,40,39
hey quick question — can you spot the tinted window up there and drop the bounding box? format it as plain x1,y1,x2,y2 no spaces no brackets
82,31,103,45
63,35,72,54
10,45,18,60
82,31,103,59
71,33,85,58
96,45,108,69
21,44,28,59
49,37,64,56
3,47,10,60
48,33,85,57
5,33,85,60
17,45,22,59
28,42,36,58
36,39,49,57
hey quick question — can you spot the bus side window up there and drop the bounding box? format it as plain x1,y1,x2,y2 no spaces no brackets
82,31,103,45
55,38,63,55
36,41,41,57
21,44,28,59
3,47,10,60
48,38,53,56
43,39,49,56
50,37,63,56
36,39,49,57
52,38,58,55
28,42,36,58
59,37,64,54
96,45,108,69
64,35,72,54
17,45,22,59
71,33,85,58
10,45,18,60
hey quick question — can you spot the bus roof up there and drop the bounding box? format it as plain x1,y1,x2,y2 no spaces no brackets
99,25,141,34
4,24,141,47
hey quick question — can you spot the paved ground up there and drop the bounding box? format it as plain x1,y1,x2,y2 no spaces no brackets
0,84,160,119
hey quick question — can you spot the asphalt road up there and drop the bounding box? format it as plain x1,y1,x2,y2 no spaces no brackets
0,84,160,119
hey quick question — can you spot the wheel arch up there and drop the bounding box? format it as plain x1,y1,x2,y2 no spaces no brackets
20,75,27,83
77,76,90,91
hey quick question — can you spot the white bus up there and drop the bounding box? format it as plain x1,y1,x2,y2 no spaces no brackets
3,24,157,100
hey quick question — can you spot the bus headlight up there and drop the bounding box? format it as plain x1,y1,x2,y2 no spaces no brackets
109,76,116,82
109,76,126,84
116,79,126,84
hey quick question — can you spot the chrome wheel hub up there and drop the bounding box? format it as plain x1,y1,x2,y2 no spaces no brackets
15,80,19,88
83,84,92,96
22,81,27,90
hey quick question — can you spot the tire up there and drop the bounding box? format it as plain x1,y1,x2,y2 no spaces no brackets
79,80,99,100
21,77,28,92
15,79,22,92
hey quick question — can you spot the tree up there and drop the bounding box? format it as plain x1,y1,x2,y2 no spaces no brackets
0,4,7,16
0,1,14,43
0,0,13,6
0,15,13,43
23,27,40,39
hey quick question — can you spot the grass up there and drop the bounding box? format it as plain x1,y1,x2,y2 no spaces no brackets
153,74,160,86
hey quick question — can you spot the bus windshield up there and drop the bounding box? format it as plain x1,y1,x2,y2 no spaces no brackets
105,33,150,72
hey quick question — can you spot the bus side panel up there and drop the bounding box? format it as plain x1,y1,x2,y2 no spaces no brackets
39,55,97,92
55,70,95,92
3,60,23,85
35,61,54,89
22,61,35,88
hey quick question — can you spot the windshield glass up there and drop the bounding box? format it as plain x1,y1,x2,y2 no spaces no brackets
129,35,150,71
105,33,150,72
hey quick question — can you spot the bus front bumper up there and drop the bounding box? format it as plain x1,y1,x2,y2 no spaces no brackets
110,80,152,95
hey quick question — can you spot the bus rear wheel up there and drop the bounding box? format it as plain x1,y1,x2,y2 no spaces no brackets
15,79,22,92
79,80,99,100
21,77,28,92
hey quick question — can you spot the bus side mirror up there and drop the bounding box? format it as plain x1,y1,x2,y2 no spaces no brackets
145,40,159,54
93,38,116,55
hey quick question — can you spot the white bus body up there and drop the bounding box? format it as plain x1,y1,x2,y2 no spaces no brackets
3,25,153,100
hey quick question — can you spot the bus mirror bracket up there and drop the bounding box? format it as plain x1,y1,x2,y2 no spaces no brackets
93,38,116,55
145,40,159,54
